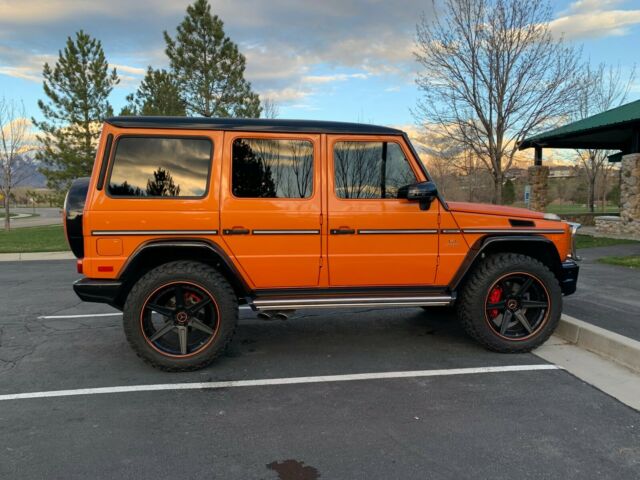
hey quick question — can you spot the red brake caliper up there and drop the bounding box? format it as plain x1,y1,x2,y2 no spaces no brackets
488,285,503,319
186,292,201,307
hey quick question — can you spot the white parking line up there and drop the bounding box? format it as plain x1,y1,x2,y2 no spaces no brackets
0,364,561,401
37,313,122,319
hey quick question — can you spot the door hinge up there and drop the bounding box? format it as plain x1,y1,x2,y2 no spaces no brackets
319,214,323,226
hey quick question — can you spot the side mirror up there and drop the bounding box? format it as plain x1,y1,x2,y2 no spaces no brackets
397,181,438,210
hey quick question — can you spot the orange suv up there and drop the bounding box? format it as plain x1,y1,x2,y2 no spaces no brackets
65,117,580,371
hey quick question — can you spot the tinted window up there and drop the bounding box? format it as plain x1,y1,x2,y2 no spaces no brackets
232,138,313,198
108,137,211,197
334,141,417,199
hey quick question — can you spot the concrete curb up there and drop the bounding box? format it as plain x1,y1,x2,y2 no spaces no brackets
556,314,640,374
0,251,74,262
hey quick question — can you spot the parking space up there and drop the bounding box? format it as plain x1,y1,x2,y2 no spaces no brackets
1,261,639,479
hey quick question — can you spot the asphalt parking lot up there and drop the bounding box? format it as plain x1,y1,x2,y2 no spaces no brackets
1,261,639,479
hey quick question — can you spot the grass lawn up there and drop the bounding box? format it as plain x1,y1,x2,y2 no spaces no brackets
545,204,619,215
598,255,640,269
575,234,638,249
0,225,69,253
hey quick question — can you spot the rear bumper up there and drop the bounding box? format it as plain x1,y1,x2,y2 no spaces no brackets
559,260,579,296
73,278,122,308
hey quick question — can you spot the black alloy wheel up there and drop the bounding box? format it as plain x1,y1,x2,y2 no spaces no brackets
484,272,551,340
141,281,219,357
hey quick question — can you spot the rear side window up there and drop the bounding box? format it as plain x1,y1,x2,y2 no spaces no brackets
108,137,212,198
334,141,417,199
232,138,313,198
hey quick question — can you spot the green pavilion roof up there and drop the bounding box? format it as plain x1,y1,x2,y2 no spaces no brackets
519,99,640,152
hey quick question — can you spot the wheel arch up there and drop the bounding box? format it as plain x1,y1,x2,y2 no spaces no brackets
113,240,250,309
450,235,564,291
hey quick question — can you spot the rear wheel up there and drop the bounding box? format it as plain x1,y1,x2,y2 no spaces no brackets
123,261,237,371
457,253,562,352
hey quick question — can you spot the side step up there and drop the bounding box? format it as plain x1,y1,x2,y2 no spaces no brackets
250,292,455,311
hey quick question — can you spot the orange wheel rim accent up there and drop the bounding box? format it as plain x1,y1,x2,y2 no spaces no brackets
140,280,221,358
483,271,551,342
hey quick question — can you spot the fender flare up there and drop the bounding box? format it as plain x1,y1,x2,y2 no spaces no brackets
117,238,251,300
449,235,562,291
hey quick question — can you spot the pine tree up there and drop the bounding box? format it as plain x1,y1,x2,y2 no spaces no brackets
33,31,119,191
164,0,261,118
120,68,185,116
503,178,516,205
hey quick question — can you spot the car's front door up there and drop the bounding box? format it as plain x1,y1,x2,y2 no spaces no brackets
220,132,322,289
326,135,439,287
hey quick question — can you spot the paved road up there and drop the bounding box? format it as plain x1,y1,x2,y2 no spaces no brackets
0,261,638,479
565,243,640,341
5,207,62,228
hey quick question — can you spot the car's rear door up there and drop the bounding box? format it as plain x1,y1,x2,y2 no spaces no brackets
219,132,323,288
326,135,439,286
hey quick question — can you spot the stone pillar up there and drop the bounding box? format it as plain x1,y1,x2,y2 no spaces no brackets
528,165,549,212
619,153,640,235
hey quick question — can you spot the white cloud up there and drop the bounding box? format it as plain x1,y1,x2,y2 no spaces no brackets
0,0,432,108
303,73,368,84
550,0,640,39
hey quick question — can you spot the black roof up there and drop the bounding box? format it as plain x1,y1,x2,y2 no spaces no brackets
106,116,404,136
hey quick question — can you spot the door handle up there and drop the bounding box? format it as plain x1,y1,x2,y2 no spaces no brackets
331,227,356,235
223,228,250,235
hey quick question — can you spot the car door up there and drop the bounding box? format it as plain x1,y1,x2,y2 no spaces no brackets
327,135,439,287
220,132,323,289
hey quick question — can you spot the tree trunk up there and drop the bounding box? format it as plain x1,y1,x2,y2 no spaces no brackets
587,175,596,213
4,195,10,231
493,175,503,205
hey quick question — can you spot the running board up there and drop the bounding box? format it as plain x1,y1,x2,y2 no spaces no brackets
250,294,455,311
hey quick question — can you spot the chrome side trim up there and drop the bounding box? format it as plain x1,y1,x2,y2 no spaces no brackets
257,301,452,310
440,229,462,234
252,229,320,235
357,229,438,235
462,229,565,234
92,230,218,236
253,295,454,310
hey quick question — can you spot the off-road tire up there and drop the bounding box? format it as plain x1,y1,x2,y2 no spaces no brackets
122,261,238,371
457,253,562,353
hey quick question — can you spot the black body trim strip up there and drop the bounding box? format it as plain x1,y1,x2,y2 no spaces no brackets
357,229,437,235
252,230,320,235
462,229,565,234
92,230,218,236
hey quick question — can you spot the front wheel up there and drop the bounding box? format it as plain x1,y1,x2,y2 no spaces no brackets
123,261,238,371
457,253,562,352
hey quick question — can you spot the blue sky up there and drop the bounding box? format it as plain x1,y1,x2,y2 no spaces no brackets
1,0,639,128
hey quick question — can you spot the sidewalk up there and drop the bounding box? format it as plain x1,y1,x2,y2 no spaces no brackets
0,251,74,262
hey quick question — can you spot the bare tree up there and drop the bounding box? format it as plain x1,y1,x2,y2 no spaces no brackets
0,98,35,231
262,98,280,119
415,0,583,204
414,130,462,197
573,62,635,212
